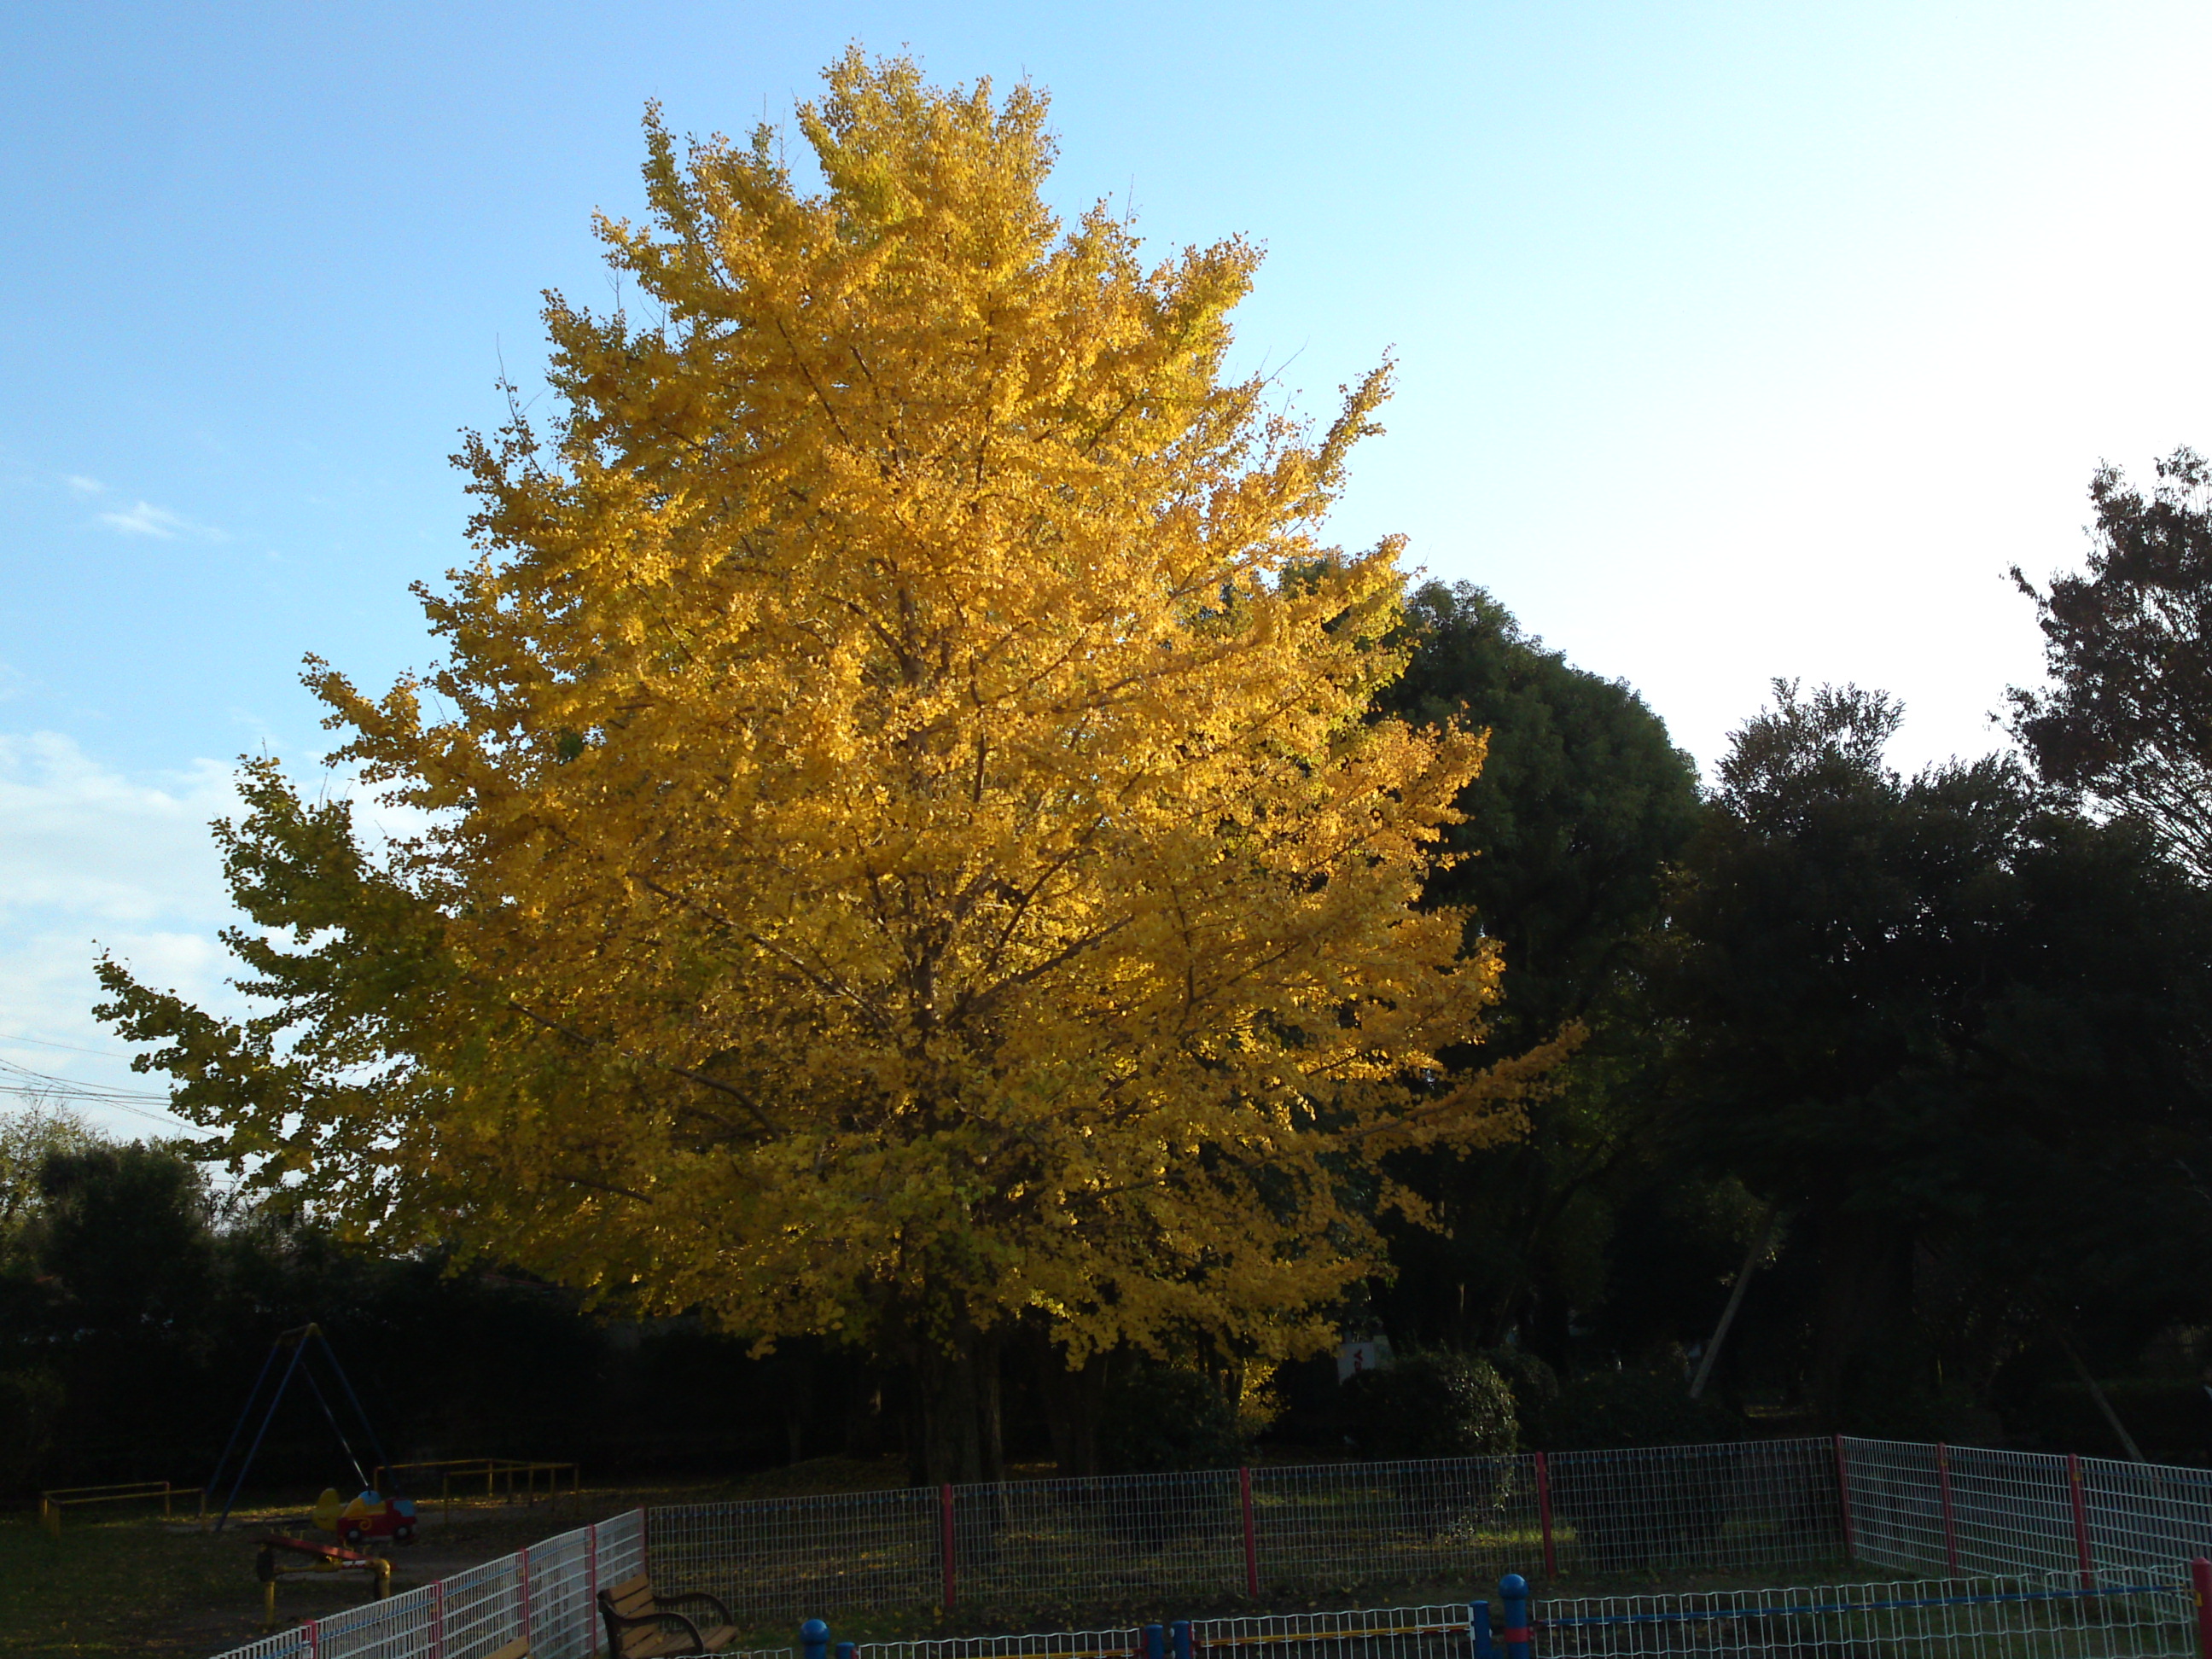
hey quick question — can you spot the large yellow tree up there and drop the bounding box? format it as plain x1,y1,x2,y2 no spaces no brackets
99,54,1546,1479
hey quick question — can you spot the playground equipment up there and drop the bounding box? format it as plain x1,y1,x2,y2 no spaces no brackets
206,1323,405,1534
37,1479,203,1535
373,1457,581,1522
253,1534,391,1628
312,1486,420,1546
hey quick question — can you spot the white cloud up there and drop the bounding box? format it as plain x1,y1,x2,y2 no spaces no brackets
0,734,431,1142
97,499,224,539
62,474,104,495
0,734,243,1137
0,733,237,924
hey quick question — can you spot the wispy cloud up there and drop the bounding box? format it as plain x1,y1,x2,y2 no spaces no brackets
63,474,104,496
0,732,241,1138
96,499,224,540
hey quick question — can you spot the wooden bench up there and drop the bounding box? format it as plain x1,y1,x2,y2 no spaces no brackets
597,1572,736,1657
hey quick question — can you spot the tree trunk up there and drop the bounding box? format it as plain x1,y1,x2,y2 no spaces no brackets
911,1328,1002,1485
979,1330,1006,1482
1037,1345,1112,1477
1811,1206,1915,1426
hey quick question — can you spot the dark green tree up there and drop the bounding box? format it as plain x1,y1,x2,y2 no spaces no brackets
1661,681,2212,1426
2010,448,2212,882
1370,582,1711,1362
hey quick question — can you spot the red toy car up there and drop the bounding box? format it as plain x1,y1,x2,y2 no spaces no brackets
312,1487,419,1545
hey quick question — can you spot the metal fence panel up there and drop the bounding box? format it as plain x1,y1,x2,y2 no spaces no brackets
1191,1602,1479,1659
308,1585,440,1659
1545,1440,1841,1575
1251,1459,1539,1596
648,1487,944,1629
859,1627,1144,1659
1837,1437,1947,1575
1532,1570,2195,1659
1838,1439,2163,1582
2081,1457,2212,1575
958,1470,1249,1608
203,1510,645,1659
196,1440,2212,1659
207,1633,312,1659
853,1604,1479,1659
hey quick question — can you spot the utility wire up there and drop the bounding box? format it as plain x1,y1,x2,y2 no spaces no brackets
0,1055,214,1137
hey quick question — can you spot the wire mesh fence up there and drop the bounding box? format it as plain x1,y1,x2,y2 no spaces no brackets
1545,1441,1842,1577
856,1625,1150,1659
1189,1602,1483,1659
849,1604,1482,1659
202,1508,643,1659
203,1437,2212,1659
1249,1458,1540,1594
1530,1570,2197,1659
1839,1441,2212,1582
649,1441,1857,1629
648,1485,947,1630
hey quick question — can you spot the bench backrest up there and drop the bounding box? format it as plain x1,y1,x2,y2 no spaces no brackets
600,1573,665,1657
602,1573,655,1618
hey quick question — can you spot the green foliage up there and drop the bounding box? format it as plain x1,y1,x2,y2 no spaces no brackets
0,1123,890,1498
2010,448,2212,882
1370,580,1705,1366
0,1103,94,1238
1377,581,1701,1046
1097,1363,1248,1474
1481,1343,1559,1421
1533,1365,1743,1451
1661,679,2212,1421
1339,1350,1518,1459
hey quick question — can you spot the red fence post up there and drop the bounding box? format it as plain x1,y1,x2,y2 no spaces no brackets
940,1483,957,1614
2067,1452,2094,1588
1535,1453,1557,1578
1937,1442,1959,1575
2190,1557,2212,1659
429,1580,445,1659
1833,1435,1855,1563
304,1617,320,1659
1238,1467,1260,1598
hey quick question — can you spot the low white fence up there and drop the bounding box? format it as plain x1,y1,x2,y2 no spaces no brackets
209,1508,643,1659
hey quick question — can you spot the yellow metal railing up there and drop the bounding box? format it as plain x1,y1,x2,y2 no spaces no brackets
370,1458,580,1523
38,1480,204,1535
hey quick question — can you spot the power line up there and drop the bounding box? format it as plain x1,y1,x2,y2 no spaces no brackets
0,1032,137,1060
0,1056,215,1137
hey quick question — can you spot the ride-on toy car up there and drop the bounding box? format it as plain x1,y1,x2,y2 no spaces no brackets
313,1487,419,1545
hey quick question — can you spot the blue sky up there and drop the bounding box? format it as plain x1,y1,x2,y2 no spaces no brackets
5,1,2212,1133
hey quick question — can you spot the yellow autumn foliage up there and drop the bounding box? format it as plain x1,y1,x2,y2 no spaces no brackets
99,54,1546,1445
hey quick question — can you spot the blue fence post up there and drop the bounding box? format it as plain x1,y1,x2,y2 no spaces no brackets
838,1644,859,1659
1172,1621,1192,1659
1145,1624,1166,1659
1499,1575,1530,1659
1471,1600,1495,1659
802,1619,830,1659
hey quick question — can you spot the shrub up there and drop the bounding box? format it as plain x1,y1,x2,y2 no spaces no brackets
1533,1365,1743,1451
1341,1349,1519,1459
1098,1364,1247,1474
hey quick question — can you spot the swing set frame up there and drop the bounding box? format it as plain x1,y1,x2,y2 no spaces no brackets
206,1322,399,1532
